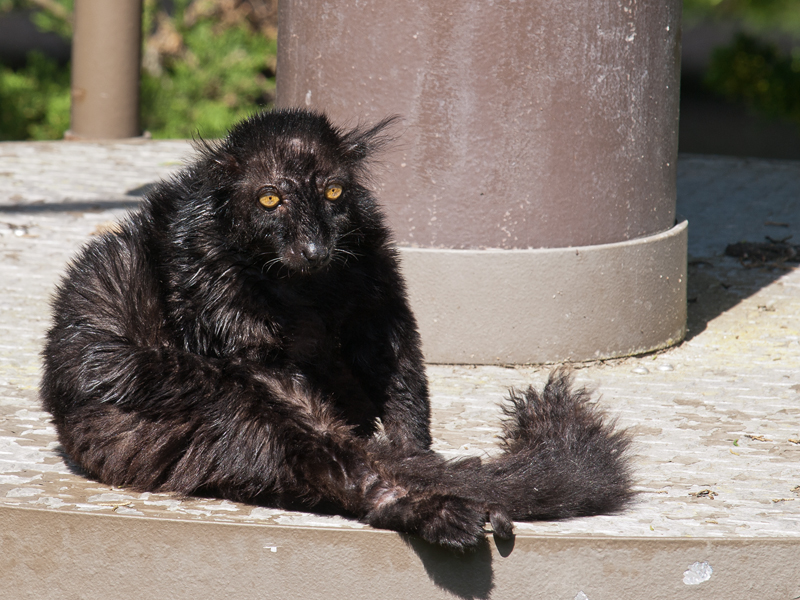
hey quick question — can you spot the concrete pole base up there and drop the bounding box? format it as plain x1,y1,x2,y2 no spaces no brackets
399,219,688,364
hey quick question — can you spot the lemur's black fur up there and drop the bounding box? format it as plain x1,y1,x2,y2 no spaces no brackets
42,109,632,550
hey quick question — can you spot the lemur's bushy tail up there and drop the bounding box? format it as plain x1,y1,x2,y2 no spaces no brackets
487,370,633,519
363,371,634,548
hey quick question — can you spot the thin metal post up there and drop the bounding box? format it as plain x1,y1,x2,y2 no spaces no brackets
68,0,143,139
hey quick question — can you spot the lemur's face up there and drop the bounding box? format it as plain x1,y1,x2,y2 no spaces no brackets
203,111,386,276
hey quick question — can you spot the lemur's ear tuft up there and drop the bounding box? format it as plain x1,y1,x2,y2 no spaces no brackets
192,135,241,180
340,115,401,163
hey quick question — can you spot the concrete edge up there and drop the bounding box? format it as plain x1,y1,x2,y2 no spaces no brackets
3,504,798,599
398,219,688,364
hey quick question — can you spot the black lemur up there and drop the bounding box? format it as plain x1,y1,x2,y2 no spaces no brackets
41,108,632,550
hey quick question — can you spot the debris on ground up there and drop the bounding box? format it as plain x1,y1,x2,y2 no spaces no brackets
725,236,799,267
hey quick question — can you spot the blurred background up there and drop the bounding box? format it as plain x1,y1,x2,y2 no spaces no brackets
0,0,278,140
0,0,798,160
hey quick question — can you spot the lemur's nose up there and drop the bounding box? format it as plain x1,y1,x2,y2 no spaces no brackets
301,242,331,268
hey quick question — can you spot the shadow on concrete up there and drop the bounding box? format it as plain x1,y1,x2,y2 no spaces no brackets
405,535,496,600
684,258,794,342
125,183,157,197
0,183,156,214
676,154,800,342
0,200,142,213
50,444,96,480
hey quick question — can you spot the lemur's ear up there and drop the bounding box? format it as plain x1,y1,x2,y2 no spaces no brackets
341,115,401,164
193,135,241,178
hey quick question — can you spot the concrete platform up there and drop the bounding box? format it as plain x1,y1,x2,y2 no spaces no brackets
1,142,800,598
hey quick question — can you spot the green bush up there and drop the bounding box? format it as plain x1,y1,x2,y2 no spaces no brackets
140,2,276,139
683,0,800,33
0,0,276,140
0,51,70,141
706,33,800,126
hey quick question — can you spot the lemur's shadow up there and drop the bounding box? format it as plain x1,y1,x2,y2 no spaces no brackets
404,533,515,600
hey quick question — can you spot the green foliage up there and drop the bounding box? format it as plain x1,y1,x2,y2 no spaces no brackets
140,3,276,139
29,0,74,38
0,0,24,11
0,51,70,140
0,1,73,139
0,0,73,36
0,0,275,140
706,33,800,126
684,0,800,127
683,0,800,34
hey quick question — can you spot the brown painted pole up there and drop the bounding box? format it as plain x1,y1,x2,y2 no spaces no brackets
277,0,687,364
68,0,143,139
277,0,681,250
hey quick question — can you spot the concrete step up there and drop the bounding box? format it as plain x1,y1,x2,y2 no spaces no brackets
1,143,800,598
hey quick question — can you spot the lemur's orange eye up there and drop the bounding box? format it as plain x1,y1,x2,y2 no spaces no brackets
259,192,281,209
324,184,343,201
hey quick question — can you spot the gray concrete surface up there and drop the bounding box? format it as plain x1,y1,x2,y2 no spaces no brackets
1,142,800,597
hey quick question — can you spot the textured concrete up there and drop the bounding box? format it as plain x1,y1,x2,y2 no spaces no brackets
1,143,800,597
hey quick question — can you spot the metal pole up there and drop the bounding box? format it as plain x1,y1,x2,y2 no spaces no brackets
278,0,681,250
67,0,143,139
